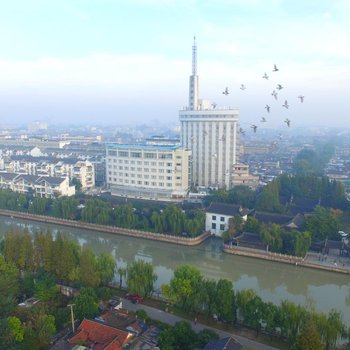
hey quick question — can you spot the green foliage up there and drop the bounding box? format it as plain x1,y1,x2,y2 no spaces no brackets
81,198,113,225
127,260,156,297
136,309,149,321
51,196,78,219
7,316,24,343
260,224,283,252
243,216,260,233
204,185,255,207
305,205,340,241
29,197,51,215
95,253,116,286
294,319,324,350
34,273,59,301
73,288,99,321
0,255,19,317
78,247,100,287
164,265,203,313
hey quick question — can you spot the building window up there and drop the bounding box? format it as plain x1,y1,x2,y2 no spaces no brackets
118,151,129,157
220,224,225,231
212,223,216,229
212,215,216,221
131,152,142,158
220,217,225,222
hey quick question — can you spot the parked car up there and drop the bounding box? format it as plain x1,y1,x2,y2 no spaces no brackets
126,294,144,304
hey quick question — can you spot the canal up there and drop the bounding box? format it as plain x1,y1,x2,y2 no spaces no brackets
1,216,350,325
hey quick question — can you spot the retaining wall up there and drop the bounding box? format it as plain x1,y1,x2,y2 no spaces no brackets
0,209,210,246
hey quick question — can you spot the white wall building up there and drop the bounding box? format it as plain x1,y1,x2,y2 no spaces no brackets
179,38,239,190
106,144,191,200
205,202,248,237
0,172,75,198
1,156,95,190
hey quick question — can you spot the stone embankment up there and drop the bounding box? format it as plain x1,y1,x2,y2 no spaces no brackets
0,209,210,246
223,244,350,275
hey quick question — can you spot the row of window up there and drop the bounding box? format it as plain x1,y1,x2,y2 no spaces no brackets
108,172,174,181
212,215,226,222
107,159,173,167
108,177,173,187
108,150,173,159
108,165,173,174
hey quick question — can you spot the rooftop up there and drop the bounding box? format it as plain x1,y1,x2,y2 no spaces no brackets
106,143,181,151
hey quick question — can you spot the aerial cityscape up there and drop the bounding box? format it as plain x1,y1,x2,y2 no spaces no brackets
0,1,350,350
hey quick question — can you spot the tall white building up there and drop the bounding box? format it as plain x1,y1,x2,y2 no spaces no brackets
106,144,191,200
179,38,239,189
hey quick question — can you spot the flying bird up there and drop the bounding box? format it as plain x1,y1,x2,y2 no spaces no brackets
222,87,229,95
251,124,258,133
239,128,246,135
240,84,246,90
260,117,267,123
212,153,218,159
298,95,305,103
265,105,271,113
262,72,269,80
211,102,217,109
276,84,283,90
273,64,279,72
271,90,278,100
282,100,289,109
284,118,291,127
279,133,283,140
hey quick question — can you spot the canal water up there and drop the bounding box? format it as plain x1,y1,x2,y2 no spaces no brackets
1,216,349,325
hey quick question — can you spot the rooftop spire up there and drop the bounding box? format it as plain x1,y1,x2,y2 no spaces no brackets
192,36,197,75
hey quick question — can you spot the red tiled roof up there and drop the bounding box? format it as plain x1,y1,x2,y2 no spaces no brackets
69,319,132,350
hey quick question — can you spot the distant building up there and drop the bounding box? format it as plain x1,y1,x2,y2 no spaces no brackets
231,163,260,189
179,38,239,189
106,144,191,200
0,172,75,198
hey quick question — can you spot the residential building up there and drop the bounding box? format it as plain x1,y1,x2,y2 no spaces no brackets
231,163,260,189
106,144,191,200
1,156,95,190
0,172,75,198
179,38,239,189
68,319,134,350
205,202,249,236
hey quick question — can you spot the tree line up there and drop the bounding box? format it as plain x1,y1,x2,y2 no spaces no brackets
0,189,205,237
161,265,349,350
1,229,349,349
205,174,348,213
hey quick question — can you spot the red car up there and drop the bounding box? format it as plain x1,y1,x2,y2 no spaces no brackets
126,294,144,304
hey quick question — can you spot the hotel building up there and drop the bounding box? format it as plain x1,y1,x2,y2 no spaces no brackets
106,144,191,200
179,38,239,189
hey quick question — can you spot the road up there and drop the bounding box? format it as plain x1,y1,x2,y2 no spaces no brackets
122,299,280,350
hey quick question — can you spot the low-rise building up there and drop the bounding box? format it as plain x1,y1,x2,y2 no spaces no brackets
0,172,75,198
106,144,191,200
205,203,249,236
232,163,260,189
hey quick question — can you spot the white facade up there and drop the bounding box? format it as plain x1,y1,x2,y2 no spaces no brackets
2,156,95,190
0,172,75,198
180,39,239,189
106,144,191,200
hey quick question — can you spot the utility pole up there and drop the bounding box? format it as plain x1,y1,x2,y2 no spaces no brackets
67,304,76,333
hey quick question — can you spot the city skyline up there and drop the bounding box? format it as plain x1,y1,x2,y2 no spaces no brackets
0,0,349,127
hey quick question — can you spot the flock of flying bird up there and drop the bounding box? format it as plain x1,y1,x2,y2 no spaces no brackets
220,64,305,135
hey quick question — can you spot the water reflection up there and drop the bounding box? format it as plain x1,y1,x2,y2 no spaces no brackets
0,216,349,325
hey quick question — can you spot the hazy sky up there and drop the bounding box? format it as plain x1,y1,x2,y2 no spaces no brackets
0,0,349,128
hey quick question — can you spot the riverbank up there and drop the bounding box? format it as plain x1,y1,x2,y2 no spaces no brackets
223,244,350,275
0,209,210,246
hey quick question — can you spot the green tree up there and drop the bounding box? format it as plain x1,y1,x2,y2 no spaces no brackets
216,279,236,322
0,256,19,317
164,265,203,313
127,260,156,297
78,247,100,287
73,288,99,320
294,319,323,350
96,253,116,286
260,224,283,252
305,205,340,241
28,197,50,215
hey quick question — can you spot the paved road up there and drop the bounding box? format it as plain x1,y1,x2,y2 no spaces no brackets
123,299,280,350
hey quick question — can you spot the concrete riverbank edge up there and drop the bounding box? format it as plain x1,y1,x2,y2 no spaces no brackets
223,244,350,275
0,209,210,246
